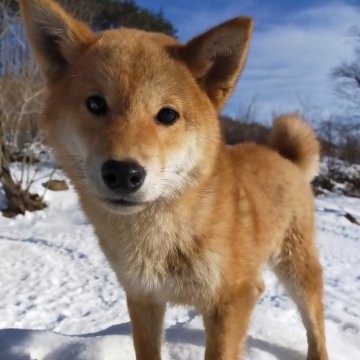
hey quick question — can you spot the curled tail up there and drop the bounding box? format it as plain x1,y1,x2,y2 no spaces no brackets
269,113,320,183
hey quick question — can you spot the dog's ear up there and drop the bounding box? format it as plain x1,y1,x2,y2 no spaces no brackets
20,0,95,82
181,17,253,110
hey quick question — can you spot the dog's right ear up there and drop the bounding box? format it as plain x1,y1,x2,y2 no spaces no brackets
180,17,253,110
20,0,95,82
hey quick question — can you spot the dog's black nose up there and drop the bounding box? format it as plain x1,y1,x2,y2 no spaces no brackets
101,160,146,194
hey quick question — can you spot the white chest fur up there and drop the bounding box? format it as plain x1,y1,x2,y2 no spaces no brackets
91,207,222,308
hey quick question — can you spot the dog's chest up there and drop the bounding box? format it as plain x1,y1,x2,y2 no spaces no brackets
96,212,221,306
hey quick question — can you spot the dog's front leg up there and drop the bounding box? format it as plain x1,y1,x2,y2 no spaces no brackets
127,296,166,360
203,282,263,360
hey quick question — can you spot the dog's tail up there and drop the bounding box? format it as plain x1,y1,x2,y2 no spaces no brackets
269,113,320,183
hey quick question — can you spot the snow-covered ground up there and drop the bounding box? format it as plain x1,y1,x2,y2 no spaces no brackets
0,164,359,360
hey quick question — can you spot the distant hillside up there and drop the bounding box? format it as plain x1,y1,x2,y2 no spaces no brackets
220,116,269,145
220,115,360,165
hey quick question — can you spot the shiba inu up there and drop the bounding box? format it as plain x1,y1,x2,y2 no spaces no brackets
20,0,328,359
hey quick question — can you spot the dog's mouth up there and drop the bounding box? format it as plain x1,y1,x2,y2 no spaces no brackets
108,198,146,207
100,197,148,208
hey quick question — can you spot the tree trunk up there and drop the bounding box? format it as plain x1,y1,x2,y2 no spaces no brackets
0,120,46,216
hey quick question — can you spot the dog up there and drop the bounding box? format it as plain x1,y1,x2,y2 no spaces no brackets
20,0,328,359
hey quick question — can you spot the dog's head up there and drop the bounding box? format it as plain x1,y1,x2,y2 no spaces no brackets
21,0,253,214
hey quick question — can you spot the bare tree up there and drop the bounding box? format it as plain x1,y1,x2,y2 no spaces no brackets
237,94,258,124
330,27,360,163
332,24,360,108
332,53,360,108
0,0,46,215
0,69,44,151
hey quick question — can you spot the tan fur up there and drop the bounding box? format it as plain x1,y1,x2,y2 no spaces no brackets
21,1,328,359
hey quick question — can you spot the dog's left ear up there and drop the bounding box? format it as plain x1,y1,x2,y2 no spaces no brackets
181,17,253,110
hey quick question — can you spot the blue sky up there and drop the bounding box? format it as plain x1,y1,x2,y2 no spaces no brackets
136,0,359,123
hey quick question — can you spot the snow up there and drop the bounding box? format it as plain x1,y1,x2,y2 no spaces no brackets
0,165,359,360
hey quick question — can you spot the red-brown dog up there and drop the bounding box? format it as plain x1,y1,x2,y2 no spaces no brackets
21,1,328,359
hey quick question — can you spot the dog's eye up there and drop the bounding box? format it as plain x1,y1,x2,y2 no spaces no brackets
86,95,108,116
156,108,179,125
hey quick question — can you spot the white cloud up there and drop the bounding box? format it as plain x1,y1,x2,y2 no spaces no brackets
225,2,359,122
144,0,358,122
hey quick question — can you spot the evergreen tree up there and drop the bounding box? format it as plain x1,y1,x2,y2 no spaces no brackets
1,0,176,36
